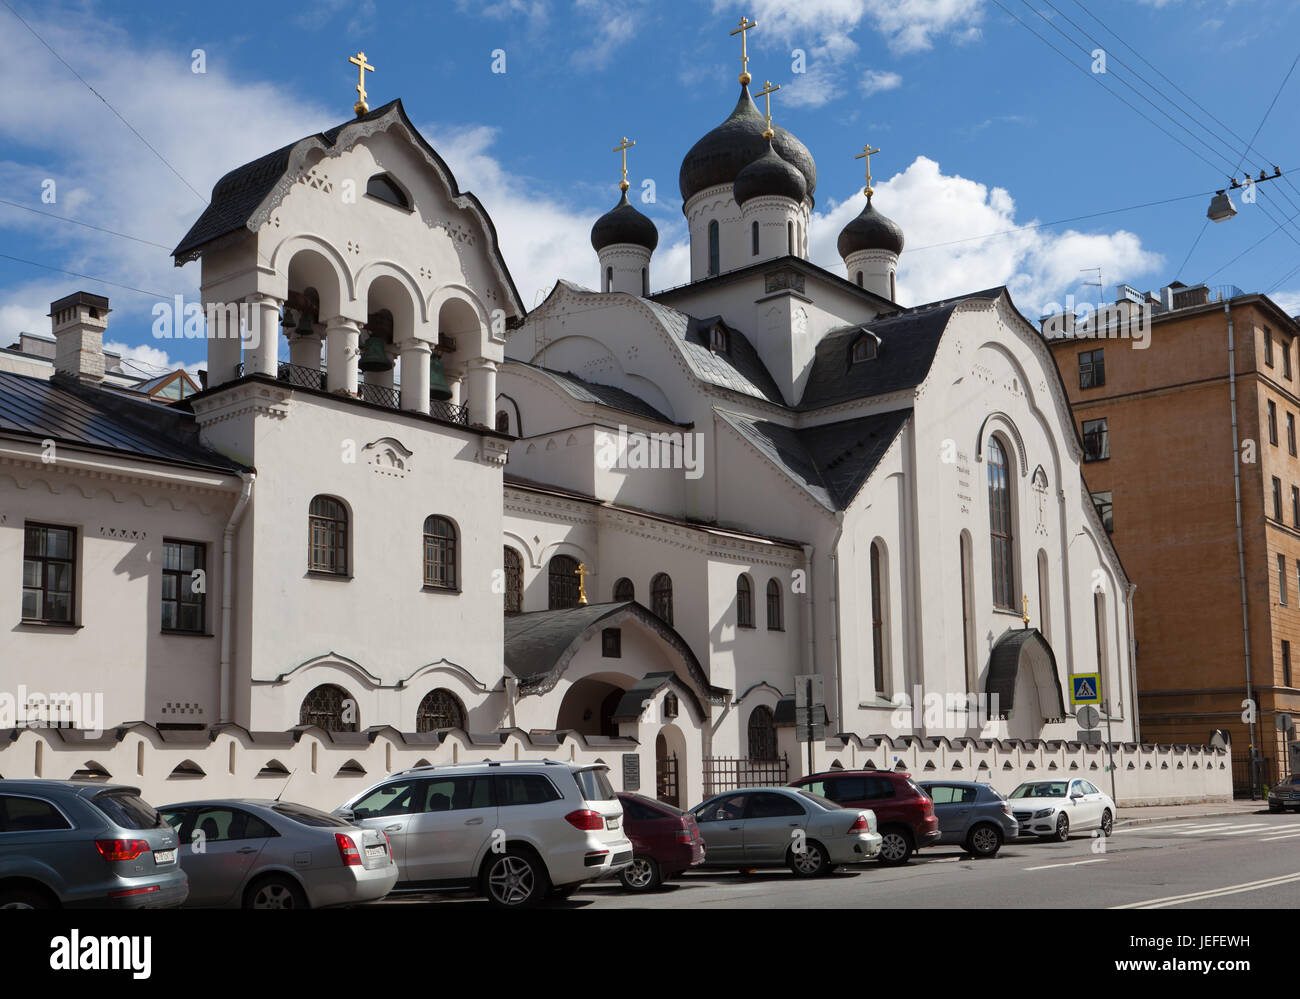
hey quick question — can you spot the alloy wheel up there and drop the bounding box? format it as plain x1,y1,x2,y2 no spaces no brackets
625,858,655,889
970,825,1000,856
252,883,298,909
488,855,536,906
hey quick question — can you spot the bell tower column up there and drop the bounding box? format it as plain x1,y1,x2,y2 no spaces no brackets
325,316,360,395
245,294,282,378
466,357,498,428
400,340,431,414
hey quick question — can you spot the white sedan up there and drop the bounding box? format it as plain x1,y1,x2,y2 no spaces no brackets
1007,779,1115,841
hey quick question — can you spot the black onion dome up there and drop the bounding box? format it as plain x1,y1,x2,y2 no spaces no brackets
837,196,905,257
678,85,817,203
590,192,659,252
733,142,807,206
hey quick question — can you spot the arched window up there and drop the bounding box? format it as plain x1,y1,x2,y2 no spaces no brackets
299,684,356,732
851,337,877,363
423,516,457,590
708,220,720,276
856,270,864,287
737,574,754,628
787,220,795,255
613,577,635,602
1094,589,1108,699
987,436,1016,610
1037,548,1050,642
651,572,673,625
960,531,976,693
308,496,348,575
890,271,897,301
605,266,613,292
641,268,648,296
365,173,410,210
416,688,466,732
504,546,523,614
870,541,887,694
747,705,777,761
495,409,510,434
766,578,783,631
548,554,580,609
752,220,760,256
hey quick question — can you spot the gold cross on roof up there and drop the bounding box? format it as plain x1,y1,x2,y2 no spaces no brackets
730,16,757,85
349,51,375,116
755,80,780,138
855,142,881,197
576,562,592,605
612,136,635,193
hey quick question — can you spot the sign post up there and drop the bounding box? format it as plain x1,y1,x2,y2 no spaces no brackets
794,674,824,778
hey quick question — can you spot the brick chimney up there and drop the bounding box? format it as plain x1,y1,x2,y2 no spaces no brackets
49,291,109,383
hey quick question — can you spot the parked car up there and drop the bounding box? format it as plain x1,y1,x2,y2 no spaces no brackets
917,780,1018,857
0,779,187,909
1268,774,1300,812
613,791,705,891
158,798,397,908
336,759,632,907
689,787,881,876
789,770,940,865
1007,779,1115,841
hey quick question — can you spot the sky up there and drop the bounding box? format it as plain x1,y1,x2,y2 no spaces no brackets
2,0,1299,377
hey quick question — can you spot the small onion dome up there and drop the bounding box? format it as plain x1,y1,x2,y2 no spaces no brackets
590,191,659,252
679,84,817,203
733,142,807,207
837,196,905,257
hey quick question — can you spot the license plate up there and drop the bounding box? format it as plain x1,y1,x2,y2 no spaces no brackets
153,849,176,865
365,844,385,859
607,816,620,829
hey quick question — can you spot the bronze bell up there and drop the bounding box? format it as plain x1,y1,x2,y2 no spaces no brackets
280,308,296,330
429,354,453,401
294,309,315,337
359,336,393,372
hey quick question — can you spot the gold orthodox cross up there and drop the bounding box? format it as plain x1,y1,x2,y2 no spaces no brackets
730,16,757,85
755,80,780,139
576,562,592,605
1022,594,1030,628
855,142,880,197
349,51,375,115
613,136,635,193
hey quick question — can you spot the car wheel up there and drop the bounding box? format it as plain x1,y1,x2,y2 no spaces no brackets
787,840,831,877
244,874,308,910
483,849,548,908
1099,809,1113,837
0,887,54,910
618,856,663,892
965,823,1003,857
877,827,914,866
1053,813,1070,842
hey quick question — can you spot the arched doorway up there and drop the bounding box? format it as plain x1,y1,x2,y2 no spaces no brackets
556,675,632,737
656,723,687,808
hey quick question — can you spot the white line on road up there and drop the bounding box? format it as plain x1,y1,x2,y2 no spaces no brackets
1214,824,1278,836
1258,830,1300,842
1111,871,1300,909
1121,822,1240,834
1024,858,1107,871
1171,823,1255,835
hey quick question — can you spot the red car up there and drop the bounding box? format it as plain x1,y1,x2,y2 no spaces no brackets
614,792,706,891
789,770,940,865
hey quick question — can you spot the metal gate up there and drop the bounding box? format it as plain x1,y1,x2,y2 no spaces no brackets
656,752,679,807
702,754,789,797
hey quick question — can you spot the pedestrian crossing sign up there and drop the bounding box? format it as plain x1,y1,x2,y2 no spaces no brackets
1071,673,1101,705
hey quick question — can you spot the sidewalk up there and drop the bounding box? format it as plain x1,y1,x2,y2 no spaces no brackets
1115,799,1267,827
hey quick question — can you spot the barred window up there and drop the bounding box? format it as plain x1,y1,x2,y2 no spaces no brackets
613,577,635,602
651,572,674,625
299,684,356,732
423,516,457,590
766,578,784,631
988,438,1016,610
548,555,580,609
737,574,754,628
747,705,777,761
308,496,348,575
416,688,466,732
504,546,523,614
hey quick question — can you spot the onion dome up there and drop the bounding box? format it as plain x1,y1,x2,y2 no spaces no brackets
837,196,905,257
733,142,807,206
590,191,659,252
678,84,816,203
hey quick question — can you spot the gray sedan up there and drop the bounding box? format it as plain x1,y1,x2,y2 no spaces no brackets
918,780,1019,857
159,799,397,908
689,787,882,876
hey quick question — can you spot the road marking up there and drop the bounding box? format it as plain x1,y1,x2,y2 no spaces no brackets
1111,871,1300,909
1258,830,1300,842
1120,822,1240,834
1214,824,1277,836
1171,823,1252,835
1024,858,1107,871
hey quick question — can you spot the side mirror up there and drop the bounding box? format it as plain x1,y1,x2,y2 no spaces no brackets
1070,792,1083,800
336,808,357,822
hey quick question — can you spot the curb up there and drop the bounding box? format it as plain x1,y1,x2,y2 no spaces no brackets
1115,806,1267,829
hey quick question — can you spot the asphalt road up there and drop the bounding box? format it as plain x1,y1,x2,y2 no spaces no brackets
370,809,1300,909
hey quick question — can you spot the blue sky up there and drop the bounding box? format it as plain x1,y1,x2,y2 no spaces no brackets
2,0,1299,375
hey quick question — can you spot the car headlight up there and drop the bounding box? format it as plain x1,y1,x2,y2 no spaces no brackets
1033,808,1054,818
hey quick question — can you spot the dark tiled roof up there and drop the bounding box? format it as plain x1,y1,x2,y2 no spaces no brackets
0,369,248,473
986,629,1066,721
512,361,681,425
676,313,785,404
610,671,707,722
720,407,911,510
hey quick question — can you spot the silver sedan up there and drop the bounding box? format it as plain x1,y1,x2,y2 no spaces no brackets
689,787,882,876
159,798,398,908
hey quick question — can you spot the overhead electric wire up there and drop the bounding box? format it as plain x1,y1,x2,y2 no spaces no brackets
0,252,176,300
0,199,173,250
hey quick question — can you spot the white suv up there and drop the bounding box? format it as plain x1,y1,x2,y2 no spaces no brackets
335,760,631,907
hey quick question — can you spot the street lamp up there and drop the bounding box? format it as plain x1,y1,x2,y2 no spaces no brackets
1207,190,1237,223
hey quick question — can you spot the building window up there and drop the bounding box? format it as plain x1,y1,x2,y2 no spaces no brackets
299,684,357,732
1285,640,1294,687
1290,413,1297,456
308,496,348,575
1269,400,1279,445
766,578,783,631
423,516,457,590
987,437,1016,610
752,220,760,256
1274,477,1283,521
708,220,719,276
642,268,648,296
1293,486,1299,527
416,688,465,732
961,532,976,692
747,705,777,761
787,220,795,255
548,555,580,610
162,540,206,633
495,410,510,434
1286,339,1294,380
1280,553,1289,606
613,577,635,602
737,574,754,628
503,547,523,614
851,337,878,363
1078,348,1105,389
1266,329,1275,368
651,572,673,625
602,628,622,658
22,523,76,624
365,173,410,210
709,324,727,352
890,272,896,301
870,541,887,693
856,270,863,287
1093,591,1108,699
1081,418,1109,462
605,266,613,292
1091,491,1114,534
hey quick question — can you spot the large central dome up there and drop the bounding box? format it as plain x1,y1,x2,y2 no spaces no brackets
678,84,816,204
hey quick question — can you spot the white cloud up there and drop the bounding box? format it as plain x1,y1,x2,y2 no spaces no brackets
743,0,984,57
861,69,903,96
105,340,204,380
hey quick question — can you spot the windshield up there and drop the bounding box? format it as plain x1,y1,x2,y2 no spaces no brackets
573,766,617,802
1009,782,1068,799
797,790,840,811
273,802,350,827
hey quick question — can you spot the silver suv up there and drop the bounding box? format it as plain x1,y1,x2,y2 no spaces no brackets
336,760,631,907
0,780,188,909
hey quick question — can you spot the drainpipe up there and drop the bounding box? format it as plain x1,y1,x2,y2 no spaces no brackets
1126,581,1140,743
800,544,817,678
220,472,255,723
1226,301,1258,795
827,515,846,735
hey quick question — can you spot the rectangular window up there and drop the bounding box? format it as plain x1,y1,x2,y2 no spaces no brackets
162,540,206,633
1280,553,1288,606
1284,640,1293,688
602,628,621,658
1091,491,1114,534
1274,477,1283,520
1266,329,1275,368
1269,400,1279,445
1286,340,1294,380
1290,413,1297,456
1081,418,1109,462
1293,486,1298,527
22,523,76,624
1078,348,1105,389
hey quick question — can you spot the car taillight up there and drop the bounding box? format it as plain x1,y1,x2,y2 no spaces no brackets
335,832,362,866
675,828,693,843
565,809,606,831
382,831,392,854
849,814,871,833
95,839,150,862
